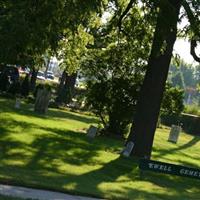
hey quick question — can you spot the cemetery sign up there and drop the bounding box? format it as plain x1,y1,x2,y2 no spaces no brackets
139,159,200,180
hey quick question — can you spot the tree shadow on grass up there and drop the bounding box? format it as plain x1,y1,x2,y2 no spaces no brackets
0,117,38,132
1,155,200,200
153,136,200,168
1,97,200,199
26,131,101,169
47,109,98,124
1,127,200,200
176,136,200,150
0,96,98,124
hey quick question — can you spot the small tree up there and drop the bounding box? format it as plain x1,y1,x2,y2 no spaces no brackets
82,42,146,137
161,83,184,116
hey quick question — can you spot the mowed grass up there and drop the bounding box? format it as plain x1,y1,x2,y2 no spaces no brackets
0,195,33,200
0,97,200,200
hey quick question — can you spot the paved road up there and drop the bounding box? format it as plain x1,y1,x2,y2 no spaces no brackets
0,184,104,200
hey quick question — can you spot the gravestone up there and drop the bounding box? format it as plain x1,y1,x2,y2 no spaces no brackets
121,141,134,157
87,125,98,138
168,125,181,143
15,97,21,109
34,88,51,114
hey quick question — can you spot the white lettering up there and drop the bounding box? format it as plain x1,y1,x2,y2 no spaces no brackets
193,172,198,177
154,164,159,169
185,170,189,175
167,166,172,172
159,165,164,170
148,163,154,169
189,171,194,176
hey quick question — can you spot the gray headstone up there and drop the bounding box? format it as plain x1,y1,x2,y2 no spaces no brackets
121,141,134,157
87,125,98,138
15,98,21,109
168,125,181,143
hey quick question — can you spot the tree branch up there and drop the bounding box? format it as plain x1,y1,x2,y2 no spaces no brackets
181,0,199,35
190,40,200,63
118,0,136,31
182,0,200,63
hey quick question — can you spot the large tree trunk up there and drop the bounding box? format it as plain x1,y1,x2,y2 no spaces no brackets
127,0,182,158
44,58,50,78
56,70,67,104
65,72,77,104
56,71,77,105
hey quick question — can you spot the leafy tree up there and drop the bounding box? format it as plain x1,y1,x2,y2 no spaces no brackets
82,45,145,137
161,83,184,115
0,0,107,65
56,24,95,104
126,0,200,158
81,4,154,137
0,0,108,95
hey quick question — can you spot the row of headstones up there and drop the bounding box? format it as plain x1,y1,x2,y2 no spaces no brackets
87,124,182,157
15,87,51,114
15,88,182,157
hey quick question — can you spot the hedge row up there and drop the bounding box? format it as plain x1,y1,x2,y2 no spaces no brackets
161,113,200,136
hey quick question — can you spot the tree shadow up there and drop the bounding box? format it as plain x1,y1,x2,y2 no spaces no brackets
47,109,98,124
176,136,200,151
141,170,200,198
153,136,200,168
0,97,98,125
25,131,101,170
1,97,200,199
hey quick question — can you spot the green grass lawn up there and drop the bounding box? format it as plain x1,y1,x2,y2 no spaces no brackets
0,195,33,200
0,97,200,200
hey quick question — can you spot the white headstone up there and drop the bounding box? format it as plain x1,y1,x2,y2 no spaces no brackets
121,141,134,157
168,125,181,143
15,98,21,109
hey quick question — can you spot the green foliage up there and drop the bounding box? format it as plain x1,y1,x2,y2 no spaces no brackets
58,25,94,74
82,42,147,136
168,60,200,103
184,104,200,116
80,2,157,137
0,0,107,65
86,73,142,136
161,83,184,116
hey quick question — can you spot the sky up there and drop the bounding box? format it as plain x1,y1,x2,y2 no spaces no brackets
174,16,200,66
173,39,199,65
102,10,200,66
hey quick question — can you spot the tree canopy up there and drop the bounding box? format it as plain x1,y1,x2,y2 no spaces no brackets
0,0,200,159
0,0,107,65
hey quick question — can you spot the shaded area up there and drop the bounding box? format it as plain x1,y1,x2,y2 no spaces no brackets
0,194,31,200
1,97,200,199
0,98,98,125
153,135,200,168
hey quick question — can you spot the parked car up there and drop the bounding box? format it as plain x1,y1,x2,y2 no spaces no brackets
0,64,19,83
18,66,30,74
37,71,45,80
46,71,54,80
0,64,20,93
